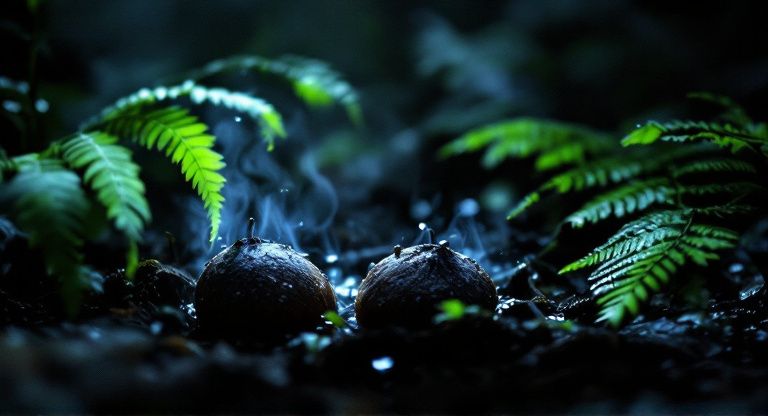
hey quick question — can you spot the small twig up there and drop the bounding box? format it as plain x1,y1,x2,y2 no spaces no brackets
247,217,255,239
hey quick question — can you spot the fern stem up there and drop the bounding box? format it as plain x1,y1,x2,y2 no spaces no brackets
705,129,766,144
668,175,689,210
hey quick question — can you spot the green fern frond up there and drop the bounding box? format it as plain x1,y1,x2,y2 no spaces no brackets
508,159,641,219
101,106,226,243
565,178,675,227
533,142,590,171
623,120,768,154
671,157,756,177
94,80,286,150
683,181,765,196
186,84,286,149
49,131,146,279
508,155,652,219
560,209,740,326
440,118,613,171
508,146,739,220
189,54,362,124
58,132,150,242
507,192,541,219
687,92,753,128
561,210,689,272
451,95,763,328
1,159,90,313
563,165,760,228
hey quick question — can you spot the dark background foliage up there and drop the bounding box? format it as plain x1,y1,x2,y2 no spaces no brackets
3,0,768,133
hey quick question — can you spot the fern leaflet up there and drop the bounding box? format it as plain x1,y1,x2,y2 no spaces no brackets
671,157,756,177
565,178,675,227
687,92,753,128
93,80,286,150
59,132,150,242
508,155,654,219
509,148,749,220
564,177,761,228
101,106,226,243
188,54,362,124
440,118,613,171
623,120,768,154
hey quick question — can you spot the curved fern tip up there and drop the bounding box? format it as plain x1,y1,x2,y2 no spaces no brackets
507,192,540,220
558,263,579,275
125,240,139,279
293,78,335,107
622,122,663,146
346,104,364,127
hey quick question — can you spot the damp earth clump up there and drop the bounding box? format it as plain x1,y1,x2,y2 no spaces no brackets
355,241,498,328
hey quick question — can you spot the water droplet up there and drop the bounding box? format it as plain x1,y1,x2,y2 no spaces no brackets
35,99,49,113
150,322,163,335
418,222,427,231
410,200,432,220
371,356,394,372
2,100,21,113
234,116,242,122
87,329,102,340
729,263,744,274
184,303,197,318
457,198,480,217
325,254,339,263
328,268,342,280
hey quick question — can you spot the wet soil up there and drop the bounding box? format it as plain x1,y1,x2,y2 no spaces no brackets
2,213,768,414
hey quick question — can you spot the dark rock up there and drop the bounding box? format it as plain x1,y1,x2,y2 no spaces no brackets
100,269,134,308
133,260,195,308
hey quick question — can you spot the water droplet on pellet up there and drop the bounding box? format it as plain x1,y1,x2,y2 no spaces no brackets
325,254,339,264
371,356,394,372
